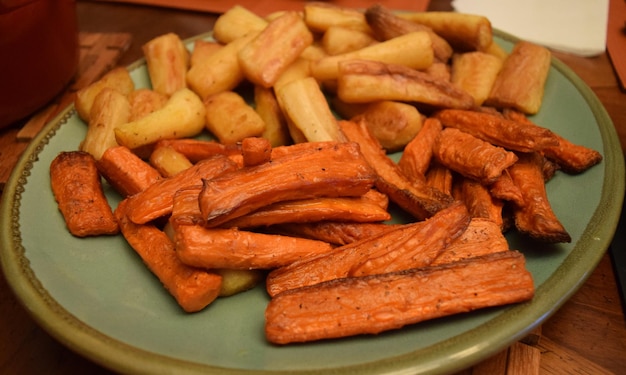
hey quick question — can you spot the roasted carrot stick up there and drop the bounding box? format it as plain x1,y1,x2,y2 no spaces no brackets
502,109,603,174
50,151,119,237
170,185,204,226
241,137,272,167
349,201,470,276
96,145,162,197
489,170,524,207
199,141,377,227
424,161,453,195
266,201,470,296
174,224,334,269
115,199,222,313
222,189,391,228
398,117,443,180
339,119,455,221
153,138,242,163
508,152,571,243
126,155,239,225
272,221,399,246
265,250,534,344
433,127,518,185
434,108,559,152
431,218,509,265
452,175,505,229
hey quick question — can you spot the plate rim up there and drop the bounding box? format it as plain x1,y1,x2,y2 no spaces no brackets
1,29,624,375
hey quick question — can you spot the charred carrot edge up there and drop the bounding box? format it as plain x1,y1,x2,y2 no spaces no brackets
174,224,334,269
434,108,559,152
509,152,571,243
265,250,534,344
97,145,162,197
115,199,222,313
50,151,119,237
339,119,455,221
502,109,603,174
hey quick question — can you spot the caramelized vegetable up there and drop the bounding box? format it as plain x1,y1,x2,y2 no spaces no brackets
508,152,571,243
50,151,119,237
199,142,377,227
174,225,334,269
115,199,222,312
97,145,162,197
266,202,470,297
339,119,455,221
265,250,534,344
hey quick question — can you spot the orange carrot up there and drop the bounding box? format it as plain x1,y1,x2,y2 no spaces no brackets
272,221,399,246
125,155,239,224
433,127,518,185
50,151,119,237
431,218,510,265
265,250,534,344
339,119,455,221
97,145,162,196
199,141,377,227
266,201,470,297
434,108,559,152
115,199,222,312
398,117,443,180
174,224,334,269
508,152,571,243
222,190,391,228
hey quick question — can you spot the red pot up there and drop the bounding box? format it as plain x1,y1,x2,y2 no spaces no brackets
0,0,78,129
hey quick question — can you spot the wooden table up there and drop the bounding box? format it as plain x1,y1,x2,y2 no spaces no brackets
1,1,625,373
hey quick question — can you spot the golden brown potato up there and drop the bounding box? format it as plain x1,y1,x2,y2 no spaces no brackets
150,145,193,177
451,51,503,106
351,101,423,152
215,268,265,297
128,89,168,121
186,32,258,100
337,59,474,110
142,32,189,96
398,11,493,52
115,88,206,149
254,86,291,147
303,2,372,34
190,40,223,68
204,91,266,144
485,41,552,114
311,31,434,81
238,11,313,88
321,26,376,56
275,77,344,143
80,88,130,160
212,5,268,44
75,67,134,122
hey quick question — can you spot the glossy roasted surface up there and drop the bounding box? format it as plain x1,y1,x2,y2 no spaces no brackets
0,1,625,373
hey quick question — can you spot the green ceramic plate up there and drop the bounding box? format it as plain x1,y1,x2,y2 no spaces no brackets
1,31,624,375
